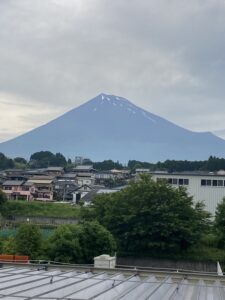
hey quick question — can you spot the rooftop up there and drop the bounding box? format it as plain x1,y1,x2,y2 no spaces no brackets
2,180,24,186
150,170,225,177
0,263,224,299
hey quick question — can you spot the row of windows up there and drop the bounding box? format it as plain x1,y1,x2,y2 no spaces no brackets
156,178,189,185
201,179,225,187
157,178,225,187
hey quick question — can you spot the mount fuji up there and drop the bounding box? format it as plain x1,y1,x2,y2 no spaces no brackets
1,93,225,162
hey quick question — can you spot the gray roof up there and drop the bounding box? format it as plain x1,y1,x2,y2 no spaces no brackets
46,167,64,171
0,264,224,299
2,180,24,186
74,165,94,170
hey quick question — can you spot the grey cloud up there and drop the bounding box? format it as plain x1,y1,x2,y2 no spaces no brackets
0,0,225,140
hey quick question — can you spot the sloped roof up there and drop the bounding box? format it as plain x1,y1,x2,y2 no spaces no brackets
27,179,53,184
2,180,24,186
0,264,224,299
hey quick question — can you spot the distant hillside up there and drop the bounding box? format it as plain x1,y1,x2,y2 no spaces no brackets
1,93,225,162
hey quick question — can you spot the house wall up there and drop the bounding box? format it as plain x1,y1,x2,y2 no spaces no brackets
151,173,225,215
2,186,34,201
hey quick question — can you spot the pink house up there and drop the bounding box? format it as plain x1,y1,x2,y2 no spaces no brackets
2,180,35,201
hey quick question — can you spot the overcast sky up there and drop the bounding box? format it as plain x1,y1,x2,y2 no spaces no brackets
1,0,225,142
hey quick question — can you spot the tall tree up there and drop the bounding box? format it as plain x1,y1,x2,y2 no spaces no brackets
92,175,210,255
15,224,42,258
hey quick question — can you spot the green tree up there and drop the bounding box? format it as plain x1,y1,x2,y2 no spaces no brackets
93,160,123,171
0,190,7,207
15,224,42,259
214,198,225,247
0,190,7,216
29,151,55,168
92,175,209,255
30,151,67,168
0,153,14,170
79,221,116,263
47,225,82,263
47,222,116,263
14,157,27,164
52,153,67,167
2,236,16,254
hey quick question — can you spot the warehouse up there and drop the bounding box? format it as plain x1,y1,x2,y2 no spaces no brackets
149,171,225,215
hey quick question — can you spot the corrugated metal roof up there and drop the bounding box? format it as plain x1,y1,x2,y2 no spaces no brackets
0,265,225,299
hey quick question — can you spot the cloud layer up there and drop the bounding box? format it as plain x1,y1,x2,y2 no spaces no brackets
1,0,225,142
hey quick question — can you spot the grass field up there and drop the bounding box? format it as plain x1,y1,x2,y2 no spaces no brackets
2,200,80,218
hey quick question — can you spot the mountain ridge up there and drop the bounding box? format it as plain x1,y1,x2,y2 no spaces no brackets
0,93,225,162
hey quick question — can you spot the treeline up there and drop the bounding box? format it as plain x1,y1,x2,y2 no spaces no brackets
0,222,116,263
0,151,69,170
1,151,225,172
128,156,225,172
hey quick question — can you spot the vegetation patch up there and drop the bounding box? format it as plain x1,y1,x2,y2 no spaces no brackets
2,200,80,218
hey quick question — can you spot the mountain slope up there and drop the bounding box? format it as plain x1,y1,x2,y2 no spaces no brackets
0,93,225,161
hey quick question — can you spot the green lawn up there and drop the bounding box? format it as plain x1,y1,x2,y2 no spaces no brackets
2,200,80,218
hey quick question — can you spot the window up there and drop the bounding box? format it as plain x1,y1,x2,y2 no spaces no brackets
172,178,177,184
184,179,189,185
178,179,184,185
206,180,211,186
3,186,12,190
167,178,172,184
218,180,223,187
21,187,29,191
201,179,206,186
213,180,218,186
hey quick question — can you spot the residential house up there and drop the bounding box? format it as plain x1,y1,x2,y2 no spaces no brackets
75,172,95,186
44,167,64,176
27,177,54,201
2,180,35,201
73,165,96,174
54,180,78,201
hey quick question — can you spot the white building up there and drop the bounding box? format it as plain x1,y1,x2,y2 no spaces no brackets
148,171,225,215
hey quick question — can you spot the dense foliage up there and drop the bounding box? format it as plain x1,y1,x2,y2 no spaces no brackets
0,190,7,210
90,175,211,255
0,222,116,263
47,221,116,263
128,156,225,172
93,160,123,170
1,151,225,172
214,198,225,247
1,201,80,218
14,224,42,258
29,151,67,168
0,152,14,170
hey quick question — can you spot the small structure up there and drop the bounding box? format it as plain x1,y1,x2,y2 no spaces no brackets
94,254,116,269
